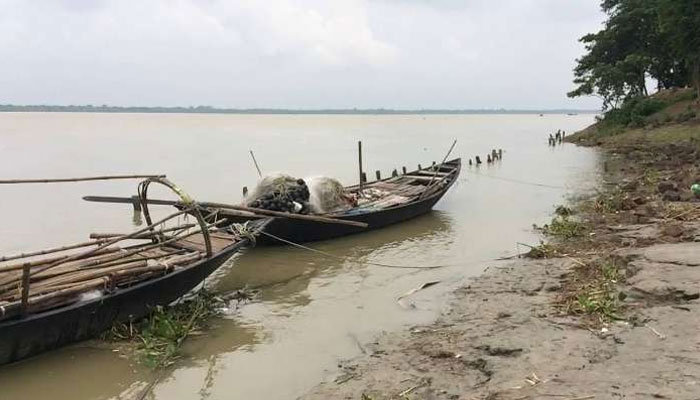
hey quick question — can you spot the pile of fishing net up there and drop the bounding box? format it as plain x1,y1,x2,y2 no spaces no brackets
245,174,356,214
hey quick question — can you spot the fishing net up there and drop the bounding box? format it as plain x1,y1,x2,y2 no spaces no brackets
306,176,356,213
245,173,311,213
245,174,355,214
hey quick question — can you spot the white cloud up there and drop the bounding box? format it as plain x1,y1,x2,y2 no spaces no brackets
0,0,604,108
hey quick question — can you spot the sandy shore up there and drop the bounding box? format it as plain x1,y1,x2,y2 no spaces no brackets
302,120,700,399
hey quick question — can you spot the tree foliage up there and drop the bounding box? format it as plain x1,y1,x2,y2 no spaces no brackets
658,0,700,98
569,0,700,109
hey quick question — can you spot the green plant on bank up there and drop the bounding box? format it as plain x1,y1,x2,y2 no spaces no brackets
642,169,660,188
603,97,668,129
103,289,224,368
536,215,587,239
594,186,627,213
554,205,574,217
524,241,558,259
564,259,626,324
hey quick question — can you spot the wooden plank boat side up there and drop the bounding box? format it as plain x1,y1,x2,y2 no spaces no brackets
0,230,259,366
219,158,461,244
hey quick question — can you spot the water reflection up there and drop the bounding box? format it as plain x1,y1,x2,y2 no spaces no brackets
0,343,151,400
213,211,455,308
139,319,262,400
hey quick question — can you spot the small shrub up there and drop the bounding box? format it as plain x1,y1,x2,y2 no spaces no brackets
601,96,667,130
524,241,557,259
554,205,573,217
537,216,586,239
594,187,626,213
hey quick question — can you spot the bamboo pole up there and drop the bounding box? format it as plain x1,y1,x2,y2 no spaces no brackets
82,196,369,228
419,140,457,200
0,247,121,274
0,248,197,302
0,239,113,263
89,224,195,240
40,209,190,270
0,174,165,185
8,261,149,299
20,265,29,316
249,150,263,178
198,202,368,227
28,226,201,281
0,209,193,296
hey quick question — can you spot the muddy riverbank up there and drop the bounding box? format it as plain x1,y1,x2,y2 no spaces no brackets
303,114,700,399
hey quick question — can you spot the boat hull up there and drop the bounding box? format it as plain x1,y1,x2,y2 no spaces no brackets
225,159,461,245
0,239,249,366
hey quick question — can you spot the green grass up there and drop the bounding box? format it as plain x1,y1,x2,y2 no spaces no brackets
524,241,558,259
567,88,699,145
554,205,574,217
104,290,224,368
593,187,627,213
536,216,587,239
562,259,626,324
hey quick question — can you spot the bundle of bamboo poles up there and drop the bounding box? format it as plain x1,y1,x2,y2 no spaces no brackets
0,209,230,321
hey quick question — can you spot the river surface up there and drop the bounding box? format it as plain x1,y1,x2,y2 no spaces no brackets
0,113,598,400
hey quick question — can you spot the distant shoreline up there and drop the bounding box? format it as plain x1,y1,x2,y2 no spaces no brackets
0,105,598,115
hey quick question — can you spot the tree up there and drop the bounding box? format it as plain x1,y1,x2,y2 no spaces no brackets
658,0,700,98
568,0,691,109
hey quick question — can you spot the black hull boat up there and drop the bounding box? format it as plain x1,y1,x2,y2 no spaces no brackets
81,159,460,245
211,158,461,244
0,177,268,365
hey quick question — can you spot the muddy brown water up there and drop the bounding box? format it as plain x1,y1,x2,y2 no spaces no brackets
0,113,598,399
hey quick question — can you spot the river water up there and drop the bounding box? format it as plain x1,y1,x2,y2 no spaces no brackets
0,113,598,400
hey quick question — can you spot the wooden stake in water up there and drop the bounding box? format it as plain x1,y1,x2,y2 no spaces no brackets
358,141,364,192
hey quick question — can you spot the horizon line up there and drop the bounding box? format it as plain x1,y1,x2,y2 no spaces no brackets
0,104,599,115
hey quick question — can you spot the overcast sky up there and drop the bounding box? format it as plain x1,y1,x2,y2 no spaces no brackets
0,0,604,109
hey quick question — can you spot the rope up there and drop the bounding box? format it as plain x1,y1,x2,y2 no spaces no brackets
463,169,566,190
259,231,447,270
229,222,257,246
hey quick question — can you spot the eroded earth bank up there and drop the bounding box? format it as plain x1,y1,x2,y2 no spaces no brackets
303,99,700,400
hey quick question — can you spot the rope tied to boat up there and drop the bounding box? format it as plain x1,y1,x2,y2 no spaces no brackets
462,169,567,190
229,222,257,246
259,231,447,270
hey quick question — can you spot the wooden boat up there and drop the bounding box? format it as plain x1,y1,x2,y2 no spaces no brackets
206,158,461,244
82,159,460,245
0,177,269,365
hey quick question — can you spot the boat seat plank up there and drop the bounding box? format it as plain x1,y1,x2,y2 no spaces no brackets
402,175,438,182
172,234,232,253
413,170,450,177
